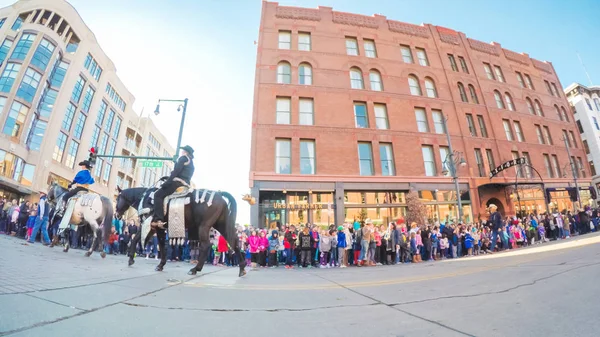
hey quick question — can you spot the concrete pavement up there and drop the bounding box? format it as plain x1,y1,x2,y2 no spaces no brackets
1,234,599,337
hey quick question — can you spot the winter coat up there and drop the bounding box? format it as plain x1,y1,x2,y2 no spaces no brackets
248,235,259,253
337,231,347,248
320,236,332,252
217,235,229,253
258,237,269,252
284,230,297,249
268,237,279,252
299,232,312,251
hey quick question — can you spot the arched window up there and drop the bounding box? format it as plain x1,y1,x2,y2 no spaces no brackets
350,67,364,89
408,74,422,96
458,82,468,102
561,106,569,122
526,97,534,115
468,84,479,104
504,92,515,111
534,99,544,116
555,105,562,121
424,77,437,98
277,61,291,84
298,63,312,85
494,90,504,109
369,69,383,91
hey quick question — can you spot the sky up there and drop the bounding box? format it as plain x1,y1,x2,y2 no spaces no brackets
5,0,599,224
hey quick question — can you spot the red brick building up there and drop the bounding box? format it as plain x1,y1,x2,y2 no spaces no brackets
248,2,592,228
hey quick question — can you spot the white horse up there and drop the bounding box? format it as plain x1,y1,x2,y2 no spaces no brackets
47,182,114,258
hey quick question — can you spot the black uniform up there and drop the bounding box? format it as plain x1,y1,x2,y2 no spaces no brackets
153,155,194,222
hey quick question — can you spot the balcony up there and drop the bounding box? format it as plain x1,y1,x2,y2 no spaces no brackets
124,138,139,153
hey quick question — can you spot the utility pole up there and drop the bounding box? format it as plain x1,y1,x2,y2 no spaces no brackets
442,116,465,222
562,136,582,210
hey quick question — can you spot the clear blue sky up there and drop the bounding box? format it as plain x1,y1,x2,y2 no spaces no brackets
3,0,599,224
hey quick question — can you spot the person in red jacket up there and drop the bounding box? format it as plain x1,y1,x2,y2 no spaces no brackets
217,234,229,266
106,226,119,255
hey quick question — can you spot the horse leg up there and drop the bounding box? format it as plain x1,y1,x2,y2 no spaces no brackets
189,239,211,275
128,232,141,266
62,228,70,252
234,245,246,277
155,228,167,271
85,226,98,257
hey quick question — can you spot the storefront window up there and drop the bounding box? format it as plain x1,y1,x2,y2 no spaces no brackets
344,207,406,225
20,164,34,186
345,191,406,204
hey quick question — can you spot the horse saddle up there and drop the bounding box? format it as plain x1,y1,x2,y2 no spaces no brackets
163,186,192,210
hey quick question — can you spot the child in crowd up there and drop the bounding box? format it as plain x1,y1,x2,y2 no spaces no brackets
299,226,313,268
258,230,268,267
431,227,439,260
439,234,448,259
268,231,279,267
337,226,347,268
319,230,331,268
464,230,474,256
248,230,259,268
329,229,338,267
410,232,419,263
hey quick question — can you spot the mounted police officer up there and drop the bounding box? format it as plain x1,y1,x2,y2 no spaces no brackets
151,145,195,228
57,160,95,215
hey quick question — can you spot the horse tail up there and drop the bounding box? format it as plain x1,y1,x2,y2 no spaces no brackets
220,191,238,249
100,196,114,244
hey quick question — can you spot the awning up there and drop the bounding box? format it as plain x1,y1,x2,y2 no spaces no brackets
0,176,34,195
545,186,596,202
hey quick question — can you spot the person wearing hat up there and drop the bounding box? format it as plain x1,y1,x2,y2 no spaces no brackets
152,145,195,228
27,190,51,245
487,204,502,253
57,160,95,216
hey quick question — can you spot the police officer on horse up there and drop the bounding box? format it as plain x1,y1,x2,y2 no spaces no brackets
151,145,195,228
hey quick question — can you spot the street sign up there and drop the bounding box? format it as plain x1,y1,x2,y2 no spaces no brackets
489,157,526,179
139,160,164,168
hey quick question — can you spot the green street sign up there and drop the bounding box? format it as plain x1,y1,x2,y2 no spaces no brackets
139,160,164,168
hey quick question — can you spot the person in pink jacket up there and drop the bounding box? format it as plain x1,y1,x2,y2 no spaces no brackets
248,230,259,268
258,230,269,267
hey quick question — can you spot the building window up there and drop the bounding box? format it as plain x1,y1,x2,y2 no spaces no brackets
448,54,458,71
494,90,505,109
424,77,437,98
569,131,578,148
363,39,377,58
585,98,593,110
349,67,364,89
102,162,112,184
535,125,544,144
73,112,86,139
113,117,122,140
522,74,533,90
277,62,291,84
439,146,449,175
380,143,395,176
16,67,41,103
486,149,495,170
10,33,35,60
555,105,562,121
516,72,525,88
65,140,79,169
544,80,553,96
53,132,68,162
594,98,600,111
299,98,314,125
357,142,374,176
90,125,100,148
466,114,477,137
416,48,428,66
300,140,315,174
62,103,76,131
26,119,46,151
0,39,13,64
525,98,534,115
11,16,23,31
71,76,86,103
513,121,524,142
275,139,291,174
468,84,479,104
477,115,488,138
560,107,569,122
543,154,553,178
534,100,544,116
503,119,514,141
354,102,368,128
583,140,590,154
400,45,413,63
346,37,359,56
50,60,68,88
590,161,596,176
551,155,561,178
592,118,599,131
493,65,505,82
512,151,524,178
105,109,115,132
38,88,57,118
432,110,445,134
483,63,495,80
408,75,421,96
96,101,107,126
278,31,291,49
0,63,21,93
298,32,311,51
551,83,560,97
458,56,468,73
84,54,102,81
2,101,28,138
30,38,55,71
563,130,571,147
374,103,389,130
298,63,312,85
474,148,485,177
81,86,95,113
369,70,383,91
0,18,4,28
504,92,515,111
422,145,436,176
415,107,429,132
458,82,468,102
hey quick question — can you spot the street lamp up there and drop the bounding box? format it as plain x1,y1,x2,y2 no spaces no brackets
560,160,586,210
154,98,189,163
441,115,467,223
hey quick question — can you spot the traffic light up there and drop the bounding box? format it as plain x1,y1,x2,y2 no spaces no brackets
88,147,97,167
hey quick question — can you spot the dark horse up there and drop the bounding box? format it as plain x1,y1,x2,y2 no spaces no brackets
114,187,246,277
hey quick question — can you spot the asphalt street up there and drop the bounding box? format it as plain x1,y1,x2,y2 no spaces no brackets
1,233,599,337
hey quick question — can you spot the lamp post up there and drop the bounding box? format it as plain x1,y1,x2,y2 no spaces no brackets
441,115,467,222
560,159,585,211
154,98,189,163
